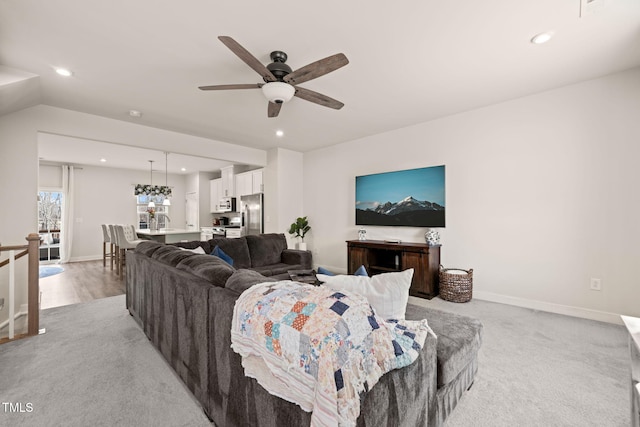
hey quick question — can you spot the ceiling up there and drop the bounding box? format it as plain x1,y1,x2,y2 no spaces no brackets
2,0,640,162
38,132,232,175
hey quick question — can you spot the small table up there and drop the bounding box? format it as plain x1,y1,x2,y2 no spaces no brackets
621,315,640,426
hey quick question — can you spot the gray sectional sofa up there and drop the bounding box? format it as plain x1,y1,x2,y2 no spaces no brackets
125,233,483,426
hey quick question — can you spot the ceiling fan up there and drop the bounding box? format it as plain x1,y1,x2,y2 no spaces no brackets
199,36,349,118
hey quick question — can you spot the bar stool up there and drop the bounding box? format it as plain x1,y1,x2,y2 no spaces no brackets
101,224,114,269
115,225,144,278
109,224,120,274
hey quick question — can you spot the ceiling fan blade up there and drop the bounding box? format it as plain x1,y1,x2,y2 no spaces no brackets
294,87,344,110
218,36,277,82
268,101,282,118
198,83,262,91
284,53,349,85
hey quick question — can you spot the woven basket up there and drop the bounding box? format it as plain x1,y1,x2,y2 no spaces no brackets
439,266,473,303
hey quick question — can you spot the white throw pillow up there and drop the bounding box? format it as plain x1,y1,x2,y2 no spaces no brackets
317,268,414,320
179,246,206,254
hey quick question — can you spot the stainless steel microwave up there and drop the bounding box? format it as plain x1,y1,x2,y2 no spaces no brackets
218,197,236,212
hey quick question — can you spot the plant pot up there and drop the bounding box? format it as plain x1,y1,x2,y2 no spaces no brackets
296,242,307,251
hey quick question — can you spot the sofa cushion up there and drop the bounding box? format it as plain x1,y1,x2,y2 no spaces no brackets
177,254,235,287
245,233,287,268
225,269,277,294
135,240,164,257
405,304,483,387
151,245,195,266
207,237,251,269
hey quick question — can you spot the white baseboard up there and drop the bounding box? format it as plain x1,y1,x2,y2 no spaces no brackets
0,303,28,331
473,290,622,325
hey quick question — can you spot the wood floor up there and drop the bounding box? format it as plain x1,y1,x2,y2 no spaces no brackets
40,259,125,310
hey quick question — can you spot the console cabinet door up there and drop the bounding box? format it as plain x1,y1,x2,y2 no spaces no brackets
348,245,368,274
403,251,428,296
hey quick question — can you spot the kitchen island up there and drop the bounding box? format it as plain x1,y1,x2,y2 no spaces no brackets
136,229,201,244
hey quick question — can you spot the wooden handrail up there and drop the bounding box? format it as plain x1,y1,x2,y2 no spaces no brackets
0,249,28,268
0,245,28,252
0,233,41,341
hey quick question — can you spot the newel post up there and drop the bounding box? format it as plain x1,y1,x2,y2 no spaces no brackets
26,233,40,336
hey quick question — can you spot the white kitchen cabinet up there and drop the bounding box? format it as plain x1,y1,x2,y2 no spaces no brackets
209,178,222,212
235,169,264,198
235,171,253,198
221,166,235,197
252,169,263,193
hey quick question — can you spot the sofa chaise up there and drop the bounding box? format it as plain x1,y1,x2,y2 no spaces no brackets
125,233,482,426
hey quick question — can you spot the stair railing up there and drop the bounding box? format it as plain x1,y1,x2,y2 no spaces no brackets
0,233,41,342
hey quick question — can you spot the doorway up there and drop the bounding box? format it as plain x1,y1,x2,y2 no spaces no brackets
185,192,199,231
38,190,62,263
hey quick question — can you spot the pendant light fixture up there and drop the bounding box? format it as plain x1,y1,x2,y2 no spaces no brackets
163,152,171,206
148,160,155,208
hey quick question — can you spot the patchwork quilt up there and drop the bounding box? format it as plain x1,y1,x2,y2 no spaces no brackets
231,280,434,427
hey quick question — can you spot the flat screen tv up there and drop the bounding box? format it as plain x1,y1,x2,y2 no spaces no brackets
355,165,445,227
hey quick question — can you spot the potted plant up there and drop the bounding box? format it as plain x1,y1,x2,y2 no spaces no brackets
288,216,311,250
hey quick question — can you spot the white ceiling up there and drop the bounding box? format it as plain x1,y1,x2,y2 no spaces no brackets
38,133,232,175
2,0,640,165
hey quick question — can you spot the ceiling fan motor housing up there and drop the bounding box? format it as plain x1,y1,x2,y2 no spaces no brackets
266,51,292,81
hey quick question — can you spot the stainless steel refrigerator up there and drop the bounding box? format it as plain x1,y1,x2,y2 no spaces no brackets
240,193,264,236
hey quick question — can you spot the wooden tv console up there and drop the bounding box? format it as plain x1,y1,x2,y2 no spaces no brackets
346,240,441,299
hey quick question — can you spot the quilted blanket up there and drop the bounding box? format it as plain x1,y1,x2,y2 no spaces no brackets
231,280,434,427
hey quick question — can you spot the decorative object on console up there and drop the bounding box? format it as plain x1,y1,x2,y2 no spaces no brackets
356,165,445,227
425,229,440,245
358,227,367,240
439,266,473,303
288,216,311,250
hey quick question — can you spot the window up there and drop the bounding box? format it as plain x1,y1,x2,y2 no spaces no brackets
38,191,62,261
136,195,170,229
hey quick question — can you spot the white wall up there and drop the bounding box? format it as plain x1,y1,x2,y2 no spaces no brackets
0,107,40,327
264,148,304,248
304,67,640,322
39,163,187,261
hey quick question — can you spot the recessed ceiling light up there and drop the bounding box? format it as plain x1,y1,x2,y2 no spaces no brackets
100,158,107,163
55,68,73,77
276,130,284,137
181,167,186,172
531,31,554,45
129,110,142,118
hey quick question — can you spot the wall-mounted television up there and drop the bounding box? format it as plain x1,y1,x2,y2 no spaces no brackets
355,165,445,227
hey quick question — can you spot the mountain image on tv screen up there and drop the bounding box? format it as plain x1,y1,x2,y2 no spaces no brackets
355,165,445,227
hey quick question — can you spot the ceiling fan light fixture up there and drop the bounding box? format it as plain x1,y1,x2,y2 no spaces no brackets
261,82,295,104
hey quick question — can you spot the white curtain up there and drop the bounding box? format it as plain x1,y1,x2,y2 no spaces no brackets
60,165,75,263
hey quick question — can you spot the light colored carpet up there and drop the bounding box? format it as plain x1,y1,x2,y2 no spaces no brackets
0,294,631,426
409,296,630,426
0,295,211,427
